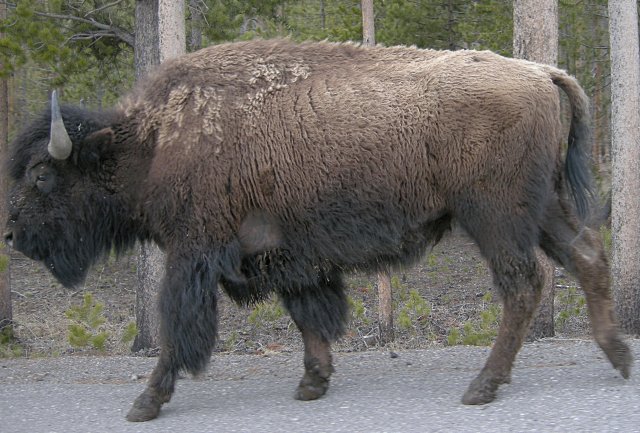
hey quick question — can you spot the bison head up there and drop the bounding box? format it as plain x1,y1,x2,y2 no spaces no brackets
3,92,137,287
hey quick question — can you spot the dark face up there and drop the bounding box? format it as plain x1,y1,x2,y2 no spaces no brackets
3,104,131,288
5,159,94,286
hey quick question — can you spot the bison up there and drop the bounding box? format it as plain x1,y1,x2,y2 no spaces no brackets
3,39,631,421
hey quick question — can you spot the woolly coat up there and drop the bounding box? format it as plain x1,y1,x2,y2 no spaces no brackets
118,39,581,280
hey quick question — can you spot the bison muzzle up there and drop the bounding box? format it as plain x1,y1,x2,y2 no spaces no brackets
3,39,631,422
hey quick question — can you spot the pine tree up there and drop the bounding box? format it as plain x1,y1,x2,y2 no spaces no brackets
513,0,559,340
609,0,640,334
132,0,186,351
0,0,11,333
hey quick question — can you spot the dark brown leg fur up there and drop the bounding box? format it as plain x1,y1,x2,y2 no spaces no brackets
294,329,334,400
540,198,632,378
126,354,177,422
462,261,543,405
126,252,219,422
280,267,348,402
456,193,548,406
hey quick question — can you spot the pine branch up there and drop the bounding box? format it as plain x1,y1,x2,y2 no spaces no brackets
4,1,134,47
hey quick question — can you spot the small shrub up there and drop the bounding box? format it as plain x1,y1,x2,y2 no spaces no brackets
0,326,23,358
248,298,285,325
89,331,108,351
447,292,500,346
447,327,460,346
348,296,368,323
555,286,586,328
396,284,409,303
121,322,138,344
396,289,431,330
406,290,431,317
600,225,612,256
65,292,110,351
222,330,240,352
390,275,402,290
0,253,9,273
426,253,438,268
397,309,412,330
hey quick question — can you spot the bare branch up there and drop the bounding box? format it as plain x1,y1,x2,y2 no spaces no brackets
84,0,125,18
187,0,210,27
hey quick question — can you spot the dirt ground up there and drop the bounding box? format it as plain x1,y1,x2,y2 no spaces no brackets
6,226,589,358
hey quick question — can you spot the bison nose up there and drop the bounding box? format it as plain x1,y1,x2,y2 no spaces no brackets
3,231,12,248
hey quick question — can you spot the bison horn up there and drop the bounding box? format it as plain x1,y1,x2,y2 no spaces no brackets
47,90,73,160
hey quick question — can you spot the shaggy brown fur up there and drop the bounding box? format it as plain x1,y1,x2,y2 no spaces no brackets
4,39,630,422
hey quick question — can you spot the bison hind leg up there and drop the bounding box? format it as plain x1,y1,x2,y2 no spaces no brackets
462,256,544,405
458,212,544,405
280,266,349,401
540,197,632,378
461,270,542,405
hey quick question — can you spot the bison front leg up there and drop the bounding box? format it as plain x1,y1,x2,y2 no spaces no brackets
126,351,179,422
462,258,543,405
281,268,349,401
295,329,334,400
127,254,219,422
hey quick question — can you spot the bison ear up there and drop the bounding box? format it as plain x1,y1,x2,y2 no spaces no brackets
75,128,114,166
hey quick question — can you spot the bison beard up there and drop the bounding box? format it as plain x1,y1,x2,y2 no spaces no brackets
3,39,632,422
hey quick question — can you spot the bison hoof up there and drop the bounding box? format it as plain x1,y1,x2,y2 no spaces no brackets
603,338,633,379
126,390,164,422
294,373,330,401
461,386,496,405
461,372,505,405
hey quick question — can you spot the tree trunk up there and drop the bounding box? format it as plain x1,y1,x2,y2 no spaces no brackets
320,0,326,30
361,0,375,46
134,1,159,79
188,0,203,52
376,270,394,344
513,0,558,340
609,0,640,334
132,0,185,352
0,0,11,332
513,0,558,63
361,0,393,343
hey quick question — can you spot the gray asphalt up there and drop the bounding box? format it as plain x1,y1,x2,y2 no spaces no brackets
1,339,639,433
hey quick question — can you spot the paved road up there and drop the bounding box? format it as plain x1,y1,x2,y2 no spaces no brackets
1,339,639,433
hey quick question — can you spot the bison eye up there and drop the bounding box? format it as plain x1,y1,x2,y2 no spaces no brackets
35,176,53,193
30,165,56,194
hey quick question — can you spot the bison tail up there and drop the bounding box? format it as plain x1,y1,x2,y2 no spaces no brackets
548,67,595,221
